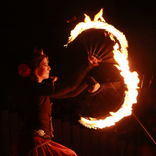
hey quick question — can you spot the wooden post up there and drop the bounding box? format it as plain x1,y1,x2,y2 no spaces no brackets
108,135,117,156
9,113,18,146
80,128,91,156
53,119,63,144
98,130,108,156
1,110,10,156
62,122,72,148
72,124,81,156
117,140,127,156
125,144,135,156
90,129,99,156
17,115,24,133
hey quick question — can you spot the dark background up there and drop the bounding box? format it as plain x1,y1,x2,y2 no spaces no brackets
1,1,156,155
1,0,156,117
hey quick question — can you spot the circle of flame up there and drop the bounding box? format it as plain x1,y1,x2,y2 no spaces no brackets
65,8,140,129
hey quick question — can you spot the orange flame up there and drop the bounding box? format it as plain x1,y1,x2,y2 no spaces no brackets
65,8,140,129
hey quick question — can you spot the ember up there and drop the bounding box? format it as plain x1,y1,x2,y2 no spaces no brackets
66,8,140,129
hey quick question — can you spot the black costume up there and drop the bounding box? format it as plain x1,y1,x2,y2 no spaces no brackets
11,60,97,156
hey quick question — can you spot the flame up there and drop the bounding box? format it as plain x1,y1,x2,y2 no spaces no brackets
65,8,140,129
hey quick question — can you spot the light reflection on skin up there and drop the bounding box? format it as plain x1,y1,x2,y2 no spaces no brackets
35,57,51,83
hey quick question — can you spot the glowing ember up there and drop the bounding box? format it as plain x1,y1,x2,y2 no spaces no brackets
65,8,140,129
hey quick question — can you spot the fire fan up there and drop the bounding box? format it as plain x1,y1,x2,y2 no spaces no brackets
65,9,140,129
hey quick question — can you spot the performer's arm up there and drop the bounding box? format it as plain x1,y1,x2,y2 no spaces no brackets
49,56,98,98
53,76,100,99
31,56,99,98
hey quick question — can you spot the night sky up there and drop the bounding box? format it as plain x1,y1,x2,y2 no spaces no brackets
1,1,156,109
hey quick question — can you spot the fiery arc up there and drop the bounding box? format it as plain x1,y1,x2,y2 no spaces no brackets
65,8,140,129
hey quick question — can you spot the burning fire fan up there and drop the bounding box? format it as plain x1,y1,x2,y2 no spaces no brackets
65,8,140,129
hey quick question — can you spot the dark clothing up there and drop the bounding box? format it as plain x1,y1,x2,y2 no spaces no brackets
11,61,95,156
25,91,52,135
23,61,93,136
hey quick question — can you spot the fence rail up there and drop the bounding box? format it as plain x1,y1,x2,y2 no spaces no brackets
0,110,140,156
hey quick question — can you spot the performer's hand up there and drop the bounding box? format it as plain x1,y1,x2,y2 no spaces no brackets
88,83,100,93
50,76,58,83
88,55,100,67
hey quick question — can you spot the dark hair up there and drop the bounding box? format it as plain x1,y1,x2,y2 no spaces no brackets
17,49,48,119
20,49,48,82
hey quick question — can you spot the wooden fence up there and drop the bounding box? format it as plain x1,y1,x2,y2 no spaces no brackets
0,110,145,156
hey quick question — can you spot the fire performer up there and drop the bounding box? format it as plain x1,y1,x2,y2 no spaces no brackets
11,48,100,156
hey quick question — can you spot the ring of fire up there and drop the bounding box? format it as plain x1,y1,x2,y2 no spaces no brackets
65,8,140,129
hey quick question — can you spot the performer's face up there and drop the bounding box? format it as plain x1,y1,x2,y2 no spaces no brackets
35,57,51,82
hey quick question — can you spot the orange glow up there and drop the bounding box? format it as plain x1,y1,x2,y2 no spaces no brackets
65,8,140,129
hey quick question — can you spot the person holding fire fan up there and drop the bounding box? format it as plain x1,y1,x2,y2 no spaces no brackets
11,48,100,156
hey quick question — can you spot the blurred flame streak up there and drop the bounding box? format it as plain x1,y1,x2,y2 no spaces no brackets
65,8,140,129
